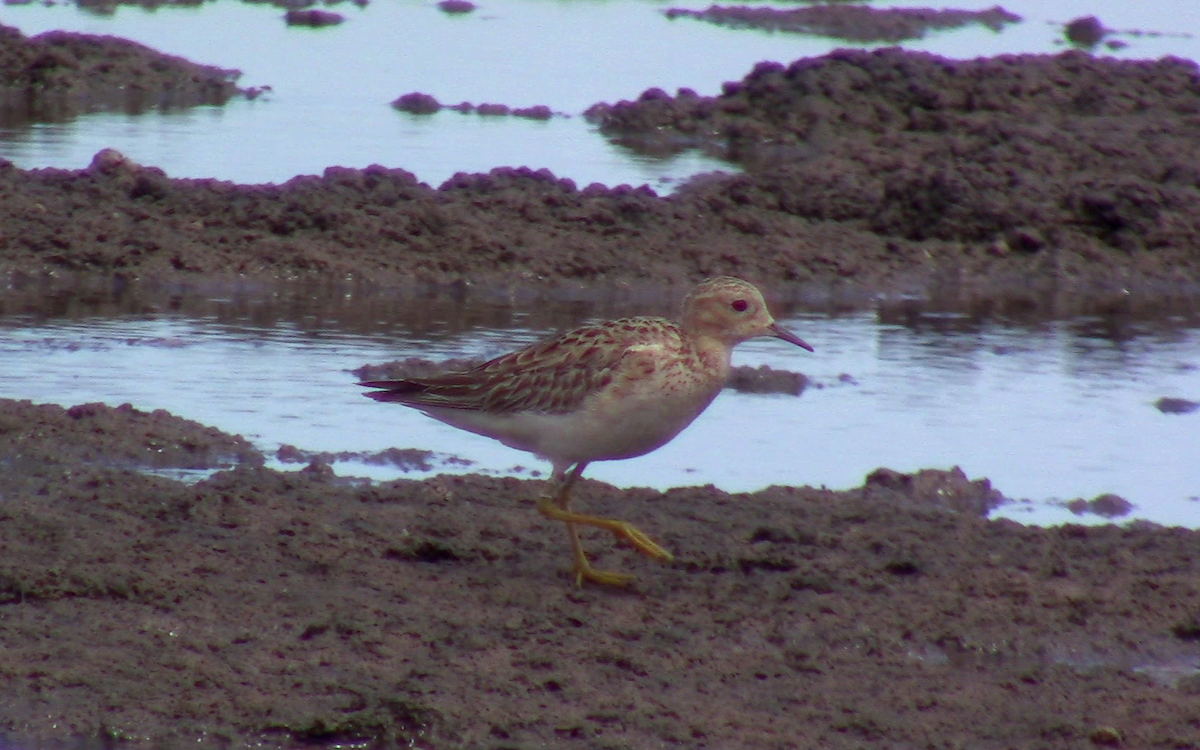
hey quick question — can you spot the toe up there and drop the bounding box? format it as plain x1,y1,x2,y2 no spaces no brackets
575,564,636,587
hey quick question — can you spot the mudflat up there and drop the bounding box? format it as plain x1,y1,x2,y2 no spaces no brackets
1,20,1199,750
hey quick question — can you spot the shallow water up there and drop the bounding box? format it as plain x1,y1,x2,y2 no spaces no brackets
2,286,1198,528
1,0,1198,188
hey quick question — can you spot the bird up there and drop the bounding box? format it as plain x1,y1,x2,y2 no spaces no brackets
360,276,813,586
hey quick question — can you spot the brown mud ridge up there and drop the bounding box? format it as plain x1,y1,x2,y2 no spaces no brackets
274,443,473,473
393,92,557,120
1,400,1198,749
0,24,255,126
665,4,1021,43
583,50,1200,296
1,49,1199,316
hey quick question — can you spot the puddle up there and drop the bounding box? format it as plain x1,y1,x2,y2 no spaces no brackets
1,0,1197,188
2,284,1197,528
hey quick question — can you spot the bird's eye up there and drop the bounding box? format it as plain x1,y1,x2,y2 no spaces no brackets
731,299,749,312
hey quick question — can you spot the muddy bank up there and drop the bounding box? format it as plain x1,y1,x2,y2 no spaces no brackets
0,23,252,125
2,48,1199,314
1,399,1198,749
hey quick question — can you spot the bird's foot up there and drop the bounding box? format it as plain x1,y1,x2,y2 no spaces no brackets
536,496,674,562
572,558,637,588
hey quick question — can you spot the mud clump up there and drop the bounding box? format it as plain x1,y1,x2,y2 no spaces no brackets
437,0,476,14
727,363,810,395
1062,493,1134,518
284,9,345,27
392,91,558,119
1064,15,1107,47
392,91,442,114
275,443,443,472
1156,396,1200,414
864,466,1009,516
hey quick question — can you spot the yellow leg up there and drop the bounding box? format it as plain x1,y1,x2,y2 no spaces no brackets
564,523,636,587
537,463,673,586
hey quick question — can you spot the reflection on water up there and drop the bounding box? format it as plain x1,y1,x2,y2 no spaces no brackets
1,282,1197,529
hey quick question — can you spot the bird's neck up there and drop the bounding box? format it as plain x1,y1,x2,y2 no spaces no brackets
692,334,734,384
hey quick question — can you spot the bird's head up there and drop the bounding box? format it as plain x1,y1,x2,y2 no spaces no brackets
682,276,813,351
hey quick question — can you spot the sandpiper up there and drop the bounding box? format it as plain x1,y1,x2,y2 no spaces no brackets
360,276,813,586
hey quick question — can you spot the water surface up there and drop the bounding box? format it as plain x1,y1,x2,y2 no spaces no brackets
3,286,1197,528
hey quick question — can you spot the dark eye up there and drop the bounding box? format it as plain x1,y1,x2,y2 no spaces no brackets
731,299,749,312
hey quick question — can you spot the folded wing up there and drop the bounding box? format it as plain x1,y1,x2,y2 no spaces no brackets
360,319,666,415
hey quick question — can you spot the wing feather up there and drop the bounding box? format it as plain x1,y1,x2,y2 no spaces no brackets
361,317,680,414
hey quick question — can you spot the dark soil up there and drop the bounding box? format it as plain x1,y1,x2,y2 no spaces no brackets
1,401,1198,749
1156,396,1200,415
1,19,1200,750
1064,15,1108,48
393,93,558,120
437,0,475,15
1,49,1198,317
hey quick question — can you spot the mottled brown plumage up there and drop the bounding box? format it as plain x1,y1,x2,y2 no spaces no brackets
361,276,813,586
366,319,676,415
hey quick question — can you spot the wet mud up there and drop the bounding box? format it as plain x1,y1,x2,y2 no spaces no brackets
1,49,1198,316
584,50,1200,302
1,17,1200,750
1,401,1198,749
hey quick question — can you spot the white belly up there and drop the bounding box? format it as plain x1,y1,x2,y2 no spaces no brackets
421,379,723,466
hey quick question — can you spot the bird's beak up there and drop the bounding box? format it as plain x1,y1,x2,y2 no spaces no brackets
770,322,814,352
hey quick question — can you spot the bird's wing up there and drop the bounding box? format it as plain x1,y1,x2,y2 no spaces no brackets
362,318,678,414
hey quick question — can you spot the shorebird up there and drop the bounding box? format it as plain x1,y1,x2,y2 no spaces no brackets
360,276,813,586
